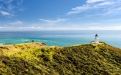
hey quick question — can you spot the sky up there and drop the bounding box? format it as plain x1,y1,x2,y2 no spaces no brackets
0,0,121,31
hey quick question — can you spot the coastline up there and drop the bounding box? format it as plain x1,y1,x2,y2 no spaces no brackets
0,30,121,48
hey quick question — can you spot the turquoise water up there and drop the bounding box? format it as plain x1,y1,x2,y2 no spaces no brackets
0,30,121,48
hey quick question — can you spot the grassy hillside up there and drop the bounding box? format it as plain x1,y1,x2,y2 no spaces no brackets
0,42,121,75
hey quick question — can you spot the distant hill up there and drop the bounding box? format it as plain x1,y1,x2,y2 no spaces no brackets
0,42,121,75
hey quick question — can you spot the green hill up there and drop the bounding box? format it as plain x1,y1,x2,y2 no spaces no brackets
0,42,121,75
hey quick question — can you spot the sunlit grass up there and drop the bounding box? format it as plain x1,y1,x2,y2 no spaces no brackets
0,42,121,74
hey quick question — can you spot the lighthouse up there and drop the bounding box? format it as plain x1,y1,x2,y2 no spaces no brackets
95,34,99,44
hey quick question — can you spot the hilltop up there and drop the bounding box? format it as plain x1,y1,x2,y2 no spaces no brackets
0,42,121,75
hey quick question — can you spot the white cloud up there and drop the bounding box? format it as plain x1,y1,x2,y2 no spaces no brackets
0,11,10,16
39,18,66,25
67,5,91,15
67,0,121,15
1,0,13,3
0,0,24,17
105,18,121,22
98,1,114,6
87,0,104,3
10,21,23,25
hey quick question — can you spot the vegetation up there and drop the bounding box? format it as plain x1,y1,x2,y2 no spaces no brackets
0,42,121,75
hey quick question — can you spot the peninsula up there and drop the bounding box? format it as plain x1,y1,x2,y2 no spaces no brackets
0,42,121,75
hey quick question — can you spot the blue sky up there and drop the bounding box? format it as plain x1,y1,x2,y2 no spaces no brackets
0,0,121,30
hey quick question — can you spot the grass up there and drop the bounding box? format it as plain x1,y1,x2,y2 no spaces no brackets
0,42,121,74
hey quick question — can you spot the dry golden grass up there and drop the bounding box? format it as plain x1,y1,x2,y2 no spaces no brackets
0,42,46,56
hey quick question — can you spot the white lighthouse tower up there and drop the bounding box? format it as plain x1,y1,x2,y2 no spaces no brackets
95,34,99,44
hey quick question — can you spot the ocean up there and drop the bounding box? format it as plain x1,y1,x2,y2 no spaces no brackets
0,30,121,48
